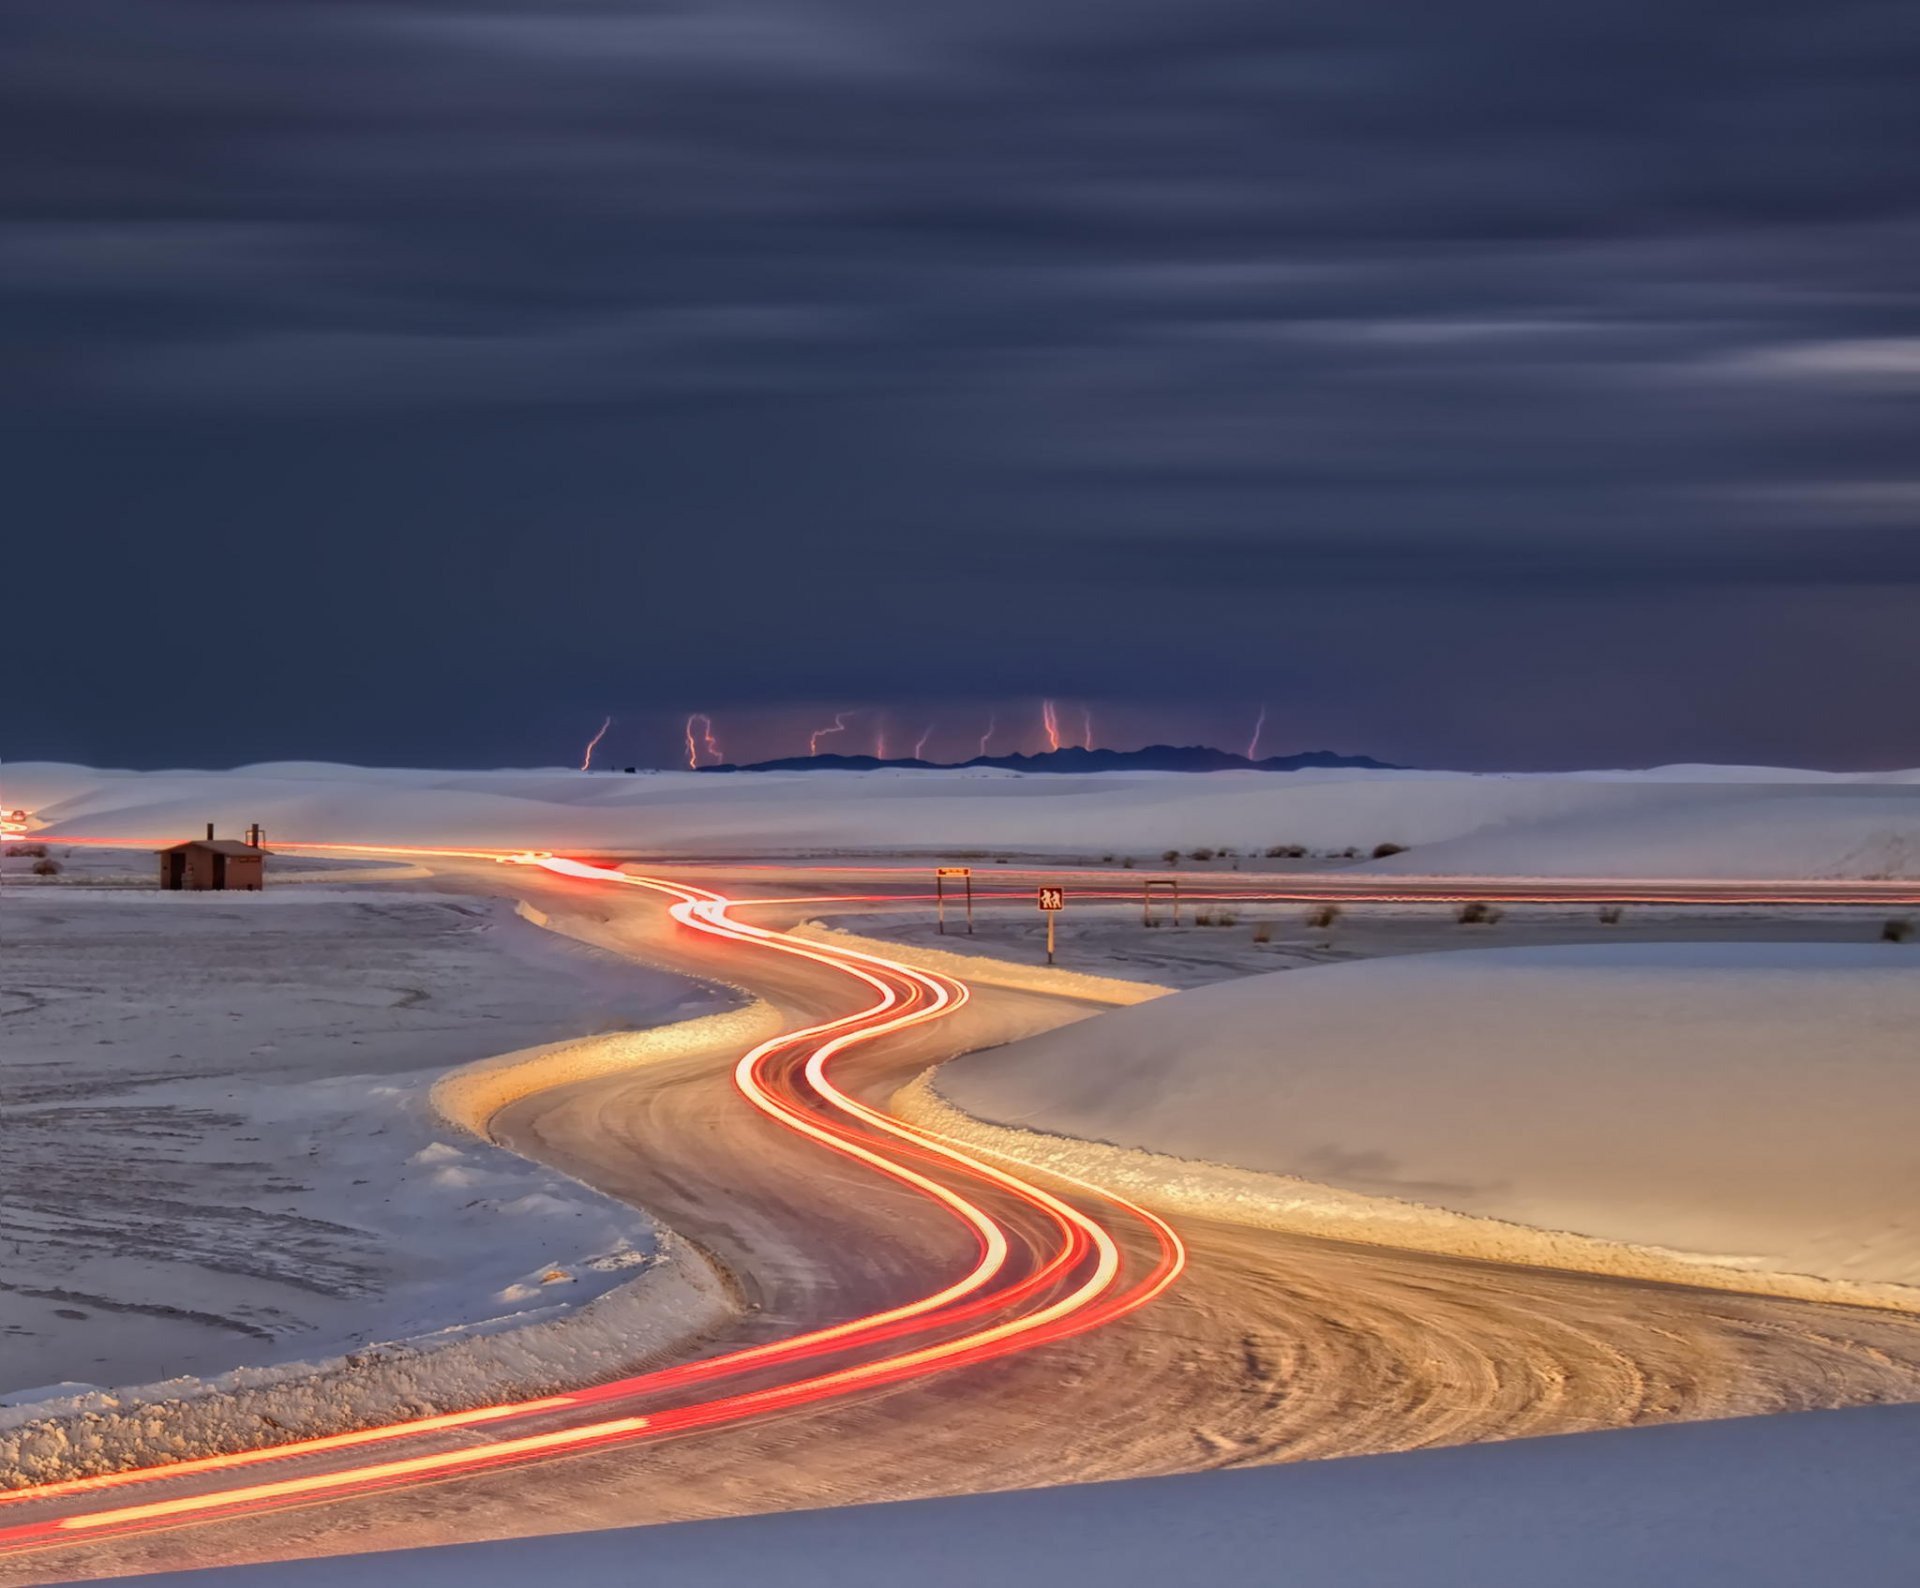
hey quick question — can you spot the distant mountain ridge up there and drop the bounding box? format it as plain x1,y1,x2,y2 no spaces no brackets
702,745,1404,774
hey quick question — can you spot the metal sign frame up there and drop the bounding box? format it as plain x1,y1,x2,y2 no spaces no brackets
935,866,973,935
1142,877,1180,926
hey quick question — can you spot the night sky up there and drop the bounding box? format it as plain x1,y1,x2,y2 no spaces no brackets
7,1,1918,771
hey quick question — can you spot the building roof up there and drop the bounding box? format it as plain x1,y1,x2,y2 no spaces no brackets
156,839,271,856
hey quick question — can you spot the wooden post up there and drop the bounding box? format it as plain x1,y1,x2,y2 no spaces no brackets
1047,911,1055,965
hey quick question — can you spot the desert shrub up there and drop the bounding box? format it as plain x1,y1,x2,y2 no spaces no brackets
1598,905,1624,925
1251,922,1273,943
1120,855,1136,869
1101,854,1116,864
30,857,62,877
1371,842,1407,859
1218,912,1237,927
1456,901,1502,925
1883,918,1914,943
1265,843,1307,859
1341,846,1361,859
1305,903,1341,929
1189,847,1215,862
5,842,48,858
1162,850,1181,865
1194,909,1215,926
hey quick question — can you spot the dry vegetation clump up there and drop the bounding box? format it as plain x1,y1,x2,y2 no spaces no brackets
1305,903,1341,929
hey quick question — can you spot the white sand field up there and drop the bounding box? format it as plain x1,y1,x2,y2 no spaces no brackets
5,759,1919,877
934,941,1920,1300
0,884,728,1407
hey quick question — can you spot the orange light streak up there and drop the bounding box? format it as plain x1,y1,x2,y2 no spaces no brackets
0,843,1187,1556
1041,699,1061,751
809,710,854,756
579,716,612,772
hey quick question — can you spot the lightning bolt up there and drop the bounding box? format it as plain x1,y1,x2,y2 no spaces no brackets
684,713,721,769
1081,706,1094,751
810,710,854,756
1247,704,1267,762
978,713,997,756
580,715,612,772
1041,699,1061,752
913,723,934,759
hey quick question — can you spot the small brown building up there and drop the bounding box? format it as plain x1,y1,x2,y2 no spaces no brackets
158,827,269,891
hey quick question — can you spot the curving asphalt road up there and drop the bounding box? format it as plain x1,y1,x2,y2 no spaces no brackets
6,855,1920,1583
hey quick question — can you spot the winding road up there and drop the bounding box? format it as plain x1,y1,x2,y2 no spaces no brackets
5,853,1920,1582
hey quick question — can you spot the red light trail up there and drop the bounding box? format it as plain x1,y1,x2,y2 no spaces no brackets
578,716,611,772
1041,699,1062,752
0,847,1186,1560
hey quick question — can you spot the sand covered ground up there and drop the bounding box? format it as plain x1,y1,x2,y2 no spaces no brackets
0,874,728,1405
933,941,1920,1301
6,759,1919,877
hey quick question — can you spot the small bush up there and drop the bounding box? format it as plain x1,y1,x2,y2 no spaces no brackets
1341,846,1361,859
30,857,62,877
1265,844,1308,859
1371,842,1407,859
1218,912,1237,927
1883,918,1914,943
1194,909,1215,926
1101,854,1115,864
1120,855,1136,869
1162,850,1181,865
5,842,48,858
1456,900,1502,925
1305,903,1341,929
1189,847,1215,862
1598,905,1624,925
1251,921,1272,944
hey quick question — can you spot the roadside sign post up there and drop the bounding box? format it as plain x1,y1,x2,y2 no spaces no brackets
1143,877,1180,927
935,867,973,935
1037,885,1064,964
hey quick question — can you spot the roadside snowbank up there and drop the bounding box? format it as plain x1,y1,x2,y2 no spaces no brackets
128,1402,1920,1588
927,942,1920,1304
7,760,1920,877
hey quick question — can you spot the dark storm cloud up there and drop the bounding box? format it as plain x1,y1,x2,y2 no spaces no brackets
5,0,1918,769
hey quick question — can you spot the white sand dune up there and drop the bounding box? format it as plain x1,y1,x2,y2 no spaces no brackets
6,760,1920,877
126,1402,1920,1588
934,941,1920,1296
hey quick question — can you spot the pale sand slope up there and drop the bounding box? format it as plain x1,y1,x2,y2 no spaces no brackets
129,1402,1920,1588
6,760,1920,877
936,942,1920,1294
